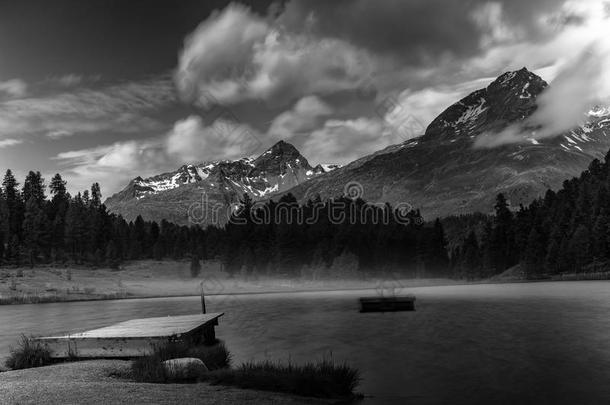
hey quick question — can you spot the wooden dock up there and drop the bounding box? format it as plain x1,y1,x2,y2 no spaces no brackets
34,313,223,359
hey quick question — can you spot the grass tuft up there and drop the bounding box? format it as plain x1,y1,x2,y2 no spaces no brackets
202,359,361,398
129,342,360,398
131,353,167,383
131,341,231,383
5,335,52,370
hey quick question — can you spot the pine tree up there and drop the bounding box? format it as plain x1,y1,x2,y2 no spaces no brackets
490,194,515,273
22,197,50,267
90,183,102,208
64,197,87,263
0,192,7,263
3,169,24,239
48,174,69,256
49,174,67,201
22,171,46,206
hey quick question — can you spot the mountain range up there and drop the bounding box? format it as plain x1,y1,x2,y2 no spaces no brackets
104,140,340,225
105,67,610,225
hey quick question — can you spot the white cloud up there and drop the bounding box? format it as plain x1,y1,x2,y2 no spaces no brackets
302,118,399,165
475,1,610,147
175,4,375,108
530,42,610,136
55,139,170,194
166,115,262,163
56,113,264,194
0,79,27,98
380,76,495,140
55,74,84,87
268,95,333,140
0,77,173,139
471,2,522,48
50,0,610,195
0,138,23,148
466,0,610,76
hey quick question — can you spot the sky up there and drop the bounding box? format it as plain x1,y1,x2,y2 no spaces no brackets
0,0,609,196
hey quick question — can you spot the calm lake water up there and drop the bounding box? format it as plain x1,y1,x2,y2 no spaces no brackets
2,281,610,404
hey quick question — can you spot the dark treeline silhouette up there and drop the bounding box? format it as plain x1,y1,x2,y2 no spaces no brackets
0,169,208,269
221,194,449,276
451,151,610,279
0,169,450,277
7,145,610,280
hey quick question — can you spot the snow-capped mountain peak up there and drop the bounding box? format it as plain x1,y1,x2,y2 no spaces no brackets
425,68,548,142
105,141,339,214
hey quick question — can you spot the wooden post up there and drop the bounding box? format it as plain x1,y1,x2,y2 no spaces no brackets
200,281,206,314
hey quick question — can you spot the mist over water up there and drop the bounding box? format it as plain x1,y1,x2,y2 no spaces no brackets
2,282,610,404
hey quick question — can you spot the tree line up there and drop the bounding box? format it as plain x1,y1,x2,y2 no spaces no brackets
6,146,609,280
0,169,450,277
0,169,209,269
220,194,449,276
450,150,610,279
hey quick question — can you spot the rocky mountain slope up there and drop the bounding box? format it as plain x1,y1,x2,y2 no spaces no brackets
105,141,338,225
278,68,610,218
107,67,610,225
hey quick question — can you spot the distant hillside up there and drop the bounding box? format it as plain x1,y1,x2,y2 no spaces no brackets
451,149,610,279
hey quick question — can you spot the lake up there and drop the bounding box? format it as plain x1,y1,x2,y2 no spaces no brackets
2,281,610,404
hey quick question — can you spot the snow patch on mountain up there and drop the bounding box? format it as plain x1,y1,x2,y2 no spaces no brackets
589,105,610,118
455,98,488,127
119,141,339,202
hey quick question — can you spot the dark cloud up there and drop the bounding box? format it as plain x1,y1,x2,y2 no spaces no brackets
278,0,569,66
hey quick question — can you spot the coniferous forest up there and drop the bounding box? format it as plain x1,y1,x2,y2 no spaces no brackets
451,151,610,279
3,149,610,279
0,169,449,277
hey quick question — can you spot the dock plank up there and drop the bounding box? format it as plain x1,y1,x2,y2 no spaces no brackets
39,313,223,339
34,313,224,358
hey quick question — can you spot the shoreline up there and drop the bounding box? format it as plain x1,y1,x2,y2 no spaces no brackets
0,279,466,306
2,275,608,306
3,260,610,306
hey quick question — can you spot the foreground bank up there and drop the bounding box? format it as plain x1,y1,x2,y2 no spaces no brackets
0,360,338,405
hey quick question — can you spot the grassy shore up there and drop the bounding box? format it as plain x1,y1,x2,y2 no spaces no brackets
0,360,336,404
0,259,462,305
127,341,360,399
2,337,359,403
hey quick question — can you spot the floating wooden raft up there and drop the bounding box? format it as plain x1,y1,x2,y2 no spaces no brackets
359,296,416,312
34,313,223,359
